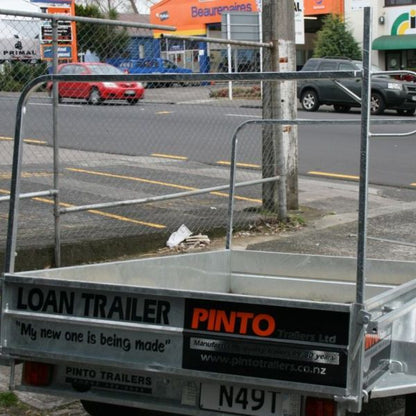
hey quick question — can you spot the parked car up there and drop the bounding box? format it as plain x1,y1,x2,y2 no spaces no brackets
47,62,145,105
297,57,416,115
107,58,193,87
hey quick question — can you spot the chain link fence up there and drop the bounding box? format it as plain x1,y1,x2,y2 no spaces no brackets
0,9,288,270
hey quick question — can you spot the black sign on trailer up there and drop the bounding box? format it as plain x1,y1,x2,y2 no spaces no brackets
183,299,350,388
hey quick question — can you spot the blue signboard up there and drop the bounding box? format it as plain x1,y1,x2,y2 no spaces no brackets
42,45,72,60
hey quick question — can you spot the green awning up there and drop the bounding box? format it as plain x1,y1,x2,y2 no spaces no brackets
372,34,416,50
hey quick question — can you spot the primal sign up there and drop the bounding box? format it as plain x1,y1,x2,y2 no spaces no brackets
0,20,40,61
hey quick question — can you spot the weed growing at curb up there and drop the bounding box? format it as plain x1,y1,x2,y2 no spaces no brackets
0,391,18,407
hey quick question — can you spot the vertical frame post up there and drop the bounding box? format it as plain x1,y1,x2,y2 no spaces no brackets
346,7,373,414
356,7,372,306
52,18,61,267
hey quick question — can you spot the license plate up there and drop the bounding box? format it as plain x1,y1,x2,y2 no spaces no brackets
199,383,301,416
125,90,135,95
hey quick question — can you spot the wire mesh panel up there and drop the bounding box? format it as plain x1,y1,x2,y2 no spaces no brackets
0,11,286,270
12,89,269,234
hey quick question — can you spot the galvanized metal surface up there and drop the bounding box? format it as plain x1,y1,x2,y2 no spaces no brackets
14,249,416,303
3,248,416,412
2,251,354,400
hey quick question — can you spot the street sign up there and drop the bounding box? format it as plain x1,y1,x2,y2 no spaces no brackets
221,12,260,42
295,0,304,45
221,3,304,45
40,22,72,42
41,44,72,60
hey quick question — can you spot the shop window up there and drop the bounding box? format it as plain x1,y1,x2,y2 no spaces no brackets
406,50,416,69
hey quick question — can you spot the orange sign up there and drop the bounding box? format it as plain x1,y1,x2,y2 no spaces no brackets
304,0,343,16
41,3,78,62
150,0,259,36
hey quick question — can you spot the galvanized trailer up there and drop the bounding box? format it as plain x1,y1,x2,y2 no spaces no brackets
2,249,416,416
2,6,416,416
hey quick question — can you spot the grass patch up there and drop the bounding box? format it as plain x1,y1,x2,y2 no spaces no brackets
289,213,306,226
0,391,19,407
238,206,307,236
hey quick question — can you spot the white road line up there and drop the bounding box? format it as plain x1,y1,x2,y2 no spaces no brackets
29,102,81,108
226,113,261,118
177,99,218,105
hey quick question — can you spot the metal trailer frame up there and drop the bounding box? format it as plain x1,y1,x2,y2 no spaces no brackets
5,6,416,272
2,6,416,415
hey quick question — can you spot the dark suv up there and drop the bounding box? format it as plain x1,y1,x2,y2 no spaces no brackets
297,57,416,115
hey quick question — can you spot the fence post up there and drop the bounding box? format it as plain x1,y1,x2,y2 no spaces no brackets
52,18,61,267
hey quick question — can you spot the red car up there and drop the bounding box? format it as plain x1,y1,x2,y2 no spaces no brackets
47,62,145,105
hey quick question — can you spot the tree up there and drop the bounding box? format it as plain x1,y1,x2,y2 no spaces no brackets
75,4,130,60
313,14,362,60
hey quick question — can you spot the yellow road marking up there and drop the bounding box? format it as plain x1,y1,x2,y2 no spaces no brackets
67,167,262,203
67,167,195,190
0,172,52,179
25,138,47,145
156,111,173,115
87,211,165,228
411,182,416,187
0,189,165,229
210,191,260,203
0,136,46,145
151,153,188,160
217,160,261,169
34,197,166,228
308,171,359,181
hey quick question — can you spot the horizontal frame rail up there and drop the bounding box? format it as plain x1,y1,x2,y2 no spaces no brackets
59,177,280,214
160,33,273,48
0,190,57,204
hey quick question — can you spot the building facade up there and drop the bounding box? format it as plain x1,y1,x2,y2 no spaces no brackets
346,0,416,70
149,0,349,71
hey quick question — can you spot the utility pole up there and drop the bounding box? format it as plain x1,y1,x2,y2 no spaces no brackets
261,0,299,218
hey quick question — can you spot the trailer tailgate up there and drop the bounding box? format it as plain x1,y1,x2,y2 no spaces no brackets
2,273,352,395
